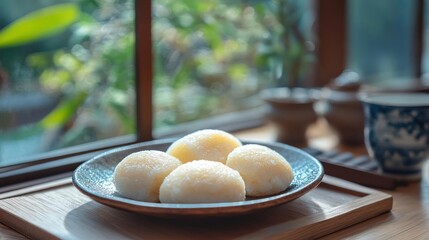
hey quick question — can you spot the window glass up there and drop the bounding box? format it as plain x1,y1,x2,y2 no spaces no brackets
0,0,136,166
347,0,416,83
152,0,315,130
0,0,315,167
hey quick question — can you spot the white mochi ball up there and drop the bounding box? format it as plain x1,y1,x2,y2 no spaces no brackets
166,129,242,164
226,144,294,197
159,160,246,203
113,150,181,202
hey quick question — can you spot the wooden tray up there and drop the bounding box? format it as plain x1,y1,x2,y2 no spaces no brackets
0,175,392,240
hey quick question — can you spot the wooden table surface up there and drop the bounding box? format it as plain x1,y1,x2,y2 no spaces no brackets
1,122,429,239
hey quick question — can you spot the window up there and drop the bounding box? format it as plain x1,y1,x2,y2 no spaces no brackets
0,0,316,170
347,0,418,81
317,0,425,88
0,0,138,167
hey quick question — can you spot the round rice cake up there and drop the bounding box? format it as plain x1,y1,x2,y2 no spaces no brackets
166,129,242,164
226,144,294,197
159,160,245,203
113,150,181,202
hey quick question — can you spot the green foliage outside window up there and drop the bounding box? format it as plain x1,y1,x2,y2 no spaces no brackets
153,0,314,128
0,0,313,162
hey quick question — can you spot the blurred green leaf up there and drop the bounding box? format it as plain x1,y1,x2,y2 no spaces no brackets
180,0,199,11
228,64,248,81
172,62,192,89
0,3,79,48
202,24,222,49
40,69,71,91
26,52,52,68
41,91,87,129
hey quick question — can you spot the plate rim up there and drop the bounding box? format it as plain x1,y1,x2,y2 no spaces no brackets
72,139,324,216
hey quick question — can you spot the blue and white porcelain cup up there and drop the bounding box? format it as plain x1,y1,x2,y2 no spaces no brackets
361,93,429,179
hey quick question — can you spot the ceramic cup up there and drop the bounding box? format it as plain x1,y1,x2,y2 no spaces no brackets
361,93,429,179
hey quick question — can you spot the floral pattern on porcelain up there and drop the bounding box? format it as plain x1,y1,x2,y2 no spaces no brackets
364,104,429,175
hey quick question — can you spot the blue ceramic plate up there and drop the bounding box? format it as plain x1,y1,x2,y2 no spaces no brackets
73,139,324,217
